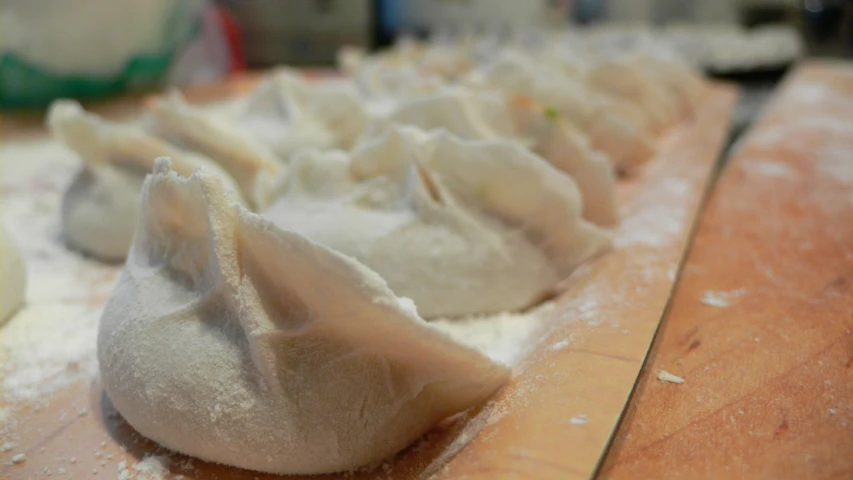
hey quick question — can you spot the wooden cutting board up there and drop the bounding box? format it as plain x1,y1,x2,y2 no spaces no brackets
600,60,853,479
0,80,738,480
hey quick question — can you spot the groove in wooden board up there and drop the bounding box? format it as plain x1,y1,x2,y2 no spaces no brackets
600,61,853,480
0,84,738,480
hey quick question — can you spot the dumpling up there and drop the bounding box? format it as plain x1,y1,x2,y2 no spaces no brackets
466,52,658,172
336,44,367,75
365,88,516,142
0,225,26,325
47,100,245,261
351,63,446,117
146,91,283,210
419,43,474,79
240,70,369,153
237,76,337,159
587,58,682,133
585,105,658,175
264,127,611,317
98,158,510,474
367,90,619,226
526,113,619,226
626,53,707,118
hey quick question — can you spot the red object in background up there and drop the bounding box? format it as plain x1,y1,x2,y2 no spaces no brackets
216,5,246,73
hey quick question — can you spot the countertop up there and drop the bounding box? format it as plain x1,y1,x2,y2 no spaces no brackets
600,60,853,479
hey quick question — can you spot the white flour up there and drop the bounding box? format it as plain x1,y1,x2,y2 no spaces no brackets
657,370,685,384
701,288,747,308
818,149,853,185
750,160,797,179
568,414,588,425
615,177,689,248
431,305,553,366
1,139,122,437
131,455,171,480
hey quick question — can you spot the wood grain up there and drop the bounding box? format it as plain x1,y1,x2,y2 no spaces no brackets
600,61,853,480
0,81,738,480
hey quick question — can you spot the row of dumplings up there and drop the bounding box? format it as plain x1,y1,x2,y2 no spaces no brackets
50,41,707,474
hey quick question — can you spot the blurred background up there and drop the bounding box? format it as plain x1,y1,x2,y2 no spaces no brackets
1,0,852,134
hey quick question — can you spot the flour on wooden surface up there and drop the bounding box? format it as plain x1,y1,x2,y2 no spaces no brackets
549,337,572,352
132,455,170,478
750,160,797,179
431,306,550,366
818,150,853,185
701,289,747,308
0,137,121,442
616,177,689,248
568,414,588,425
657,370,685,384
791,82,829,104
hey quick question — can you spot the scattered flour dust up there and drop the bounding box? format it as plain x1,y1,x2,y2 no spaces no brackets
549,337,572,352
568,414,588,425
790,81,831,105
701,289,747,308
750,160,797,179
114,455,172,480
615,177,689,248
657,370,685,384
818,150,853,185
0,304,100,402
0,137,122,443
430,304,553,366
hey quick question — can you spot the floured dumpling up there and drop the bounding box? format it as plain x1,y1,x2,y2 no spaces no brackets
98,159,510,474
526,113,619,226
264,127,611,317
468,52,658,172
625,53,707,118
240,70,369,153
587,58,682,133
366,88,516,142
147,91,283,210
366,90,618,226
351,63,446,117
337,45,367,75
0,224,26,325
47,100,244,261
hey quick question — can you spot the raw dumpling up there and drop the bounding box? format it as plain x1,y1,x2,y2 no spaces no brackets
98,159,510,474
147,91,283,210
526,113,619,226
0,225,26,325
367,90,619,226
587,58,681,133
626,53,707,118
238,77,337,158
337,45,367,75
351,63,446,117
240,70,369,153
264,127,611,317
468,52,658,172
47,100,244,261
366,88,516,142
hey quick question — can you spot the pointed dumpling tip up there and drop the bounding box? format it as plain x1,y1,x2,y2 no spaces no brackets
46,99,85,130
157,88,189,110
46,100,112,166
153,156,174,175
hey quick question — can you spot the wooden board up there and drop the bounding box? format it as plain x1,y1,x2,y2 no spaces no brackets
600,61,853,479
0,82,738,480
